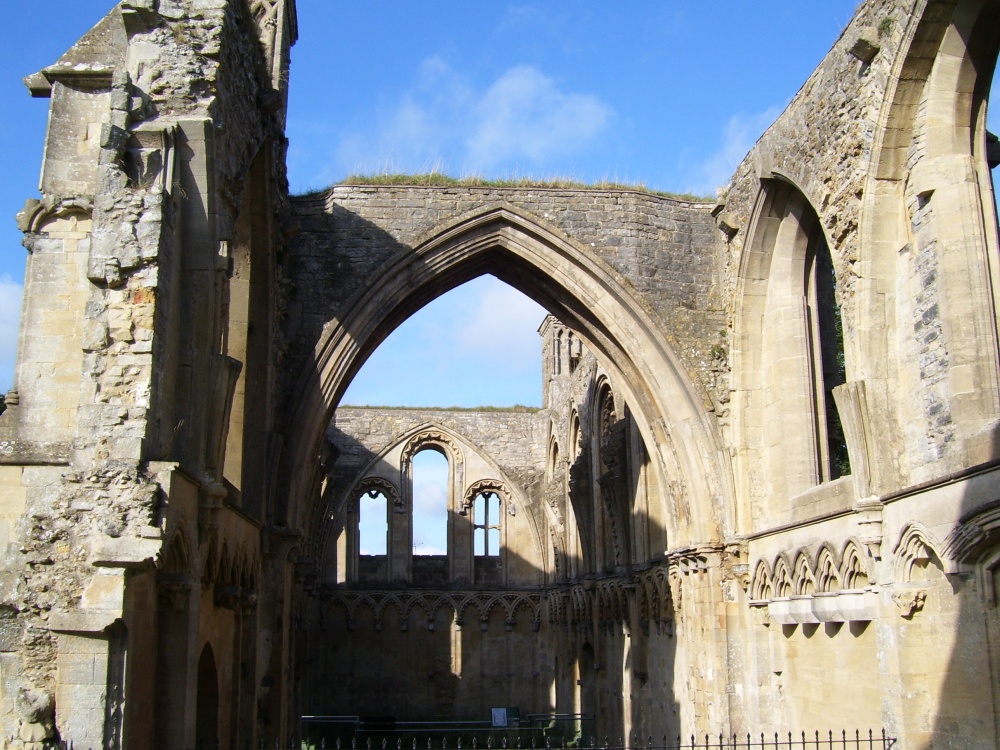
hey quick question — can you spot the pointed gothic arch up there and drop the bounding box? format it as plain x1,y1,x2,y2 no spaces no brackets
283,205,730,553
733,178,851,532
859,0,1000,485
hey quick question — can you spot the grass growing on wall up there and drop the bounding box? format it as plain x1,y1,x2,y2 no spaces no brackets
294,173,712,202
338,404,540,413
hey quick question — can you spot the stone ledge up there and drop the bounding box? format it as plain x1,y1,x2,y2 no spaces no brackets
752,589,878,624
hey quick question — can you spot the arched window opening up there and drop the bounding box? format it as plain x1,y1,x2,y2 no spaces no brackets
548,439,560,483
341,275,546,408
807,232,850,480
567,332,581,374
569,412,581,461
594,384,626,571
358,489,388,556
555,329,563,376
412,448,448,556
473,491,502,557
597,386,617,474
744,179,853,503
221,147,273,519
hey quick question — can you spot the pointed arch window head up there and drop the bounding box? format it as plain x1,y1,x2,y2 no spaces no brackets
547,437,561,483
746,178,852,498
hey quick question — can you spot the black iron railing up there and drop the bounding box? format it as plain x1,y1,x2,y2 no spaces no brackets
293,727,896,750
300,714,593,750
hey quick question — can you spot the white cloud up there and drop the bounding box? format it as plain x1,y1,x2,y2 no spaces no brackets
466,66,613,169
413,479,446,514
453,277,546,371
687,106,783,195
334,59,613,177
0,275,22,393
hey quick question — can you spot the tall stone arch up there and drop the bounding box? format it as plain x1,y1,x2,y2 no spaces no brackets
860,0,1000,485
281,206,732,552
733,178,851,532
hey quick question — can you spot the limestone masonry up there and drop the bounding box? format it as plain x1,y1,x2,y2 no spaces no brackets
2,1,1000,748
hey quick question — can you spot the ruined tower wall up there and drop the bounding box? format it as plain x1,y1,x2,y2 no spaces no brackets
0,1,296,747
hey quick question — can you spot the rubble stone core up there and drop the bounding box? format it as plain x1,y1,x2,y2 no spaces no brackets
2,1,1000,748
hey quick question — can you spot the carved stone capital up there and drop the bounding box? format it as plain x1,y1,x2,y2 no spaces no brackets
157,574,195,612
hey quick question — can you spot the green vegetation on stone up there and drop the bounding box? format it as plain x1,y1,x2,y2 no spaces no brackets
338,404,540,413
295,173,712,202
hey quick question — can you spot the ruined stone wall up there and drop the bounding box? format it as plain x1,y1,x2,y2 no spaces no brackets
0,1,293,746
716,1,902,311
6,0,1000,747
329,407,546,494
287,187,721,403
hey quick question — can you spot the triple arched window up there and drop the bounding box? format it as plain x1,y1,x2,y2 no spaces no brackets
336,429,513,585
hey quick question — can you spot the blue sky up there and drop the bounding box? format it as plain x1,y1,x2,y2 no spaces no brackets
2,1,969,412
11,2,997,554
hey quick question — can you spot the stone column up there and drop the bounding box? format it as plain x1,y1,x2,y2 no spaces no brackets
155,573,199,750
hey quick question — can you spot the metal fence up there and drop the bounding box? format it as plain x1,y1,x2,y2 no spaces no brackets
293,727,896,750
299,714,592,750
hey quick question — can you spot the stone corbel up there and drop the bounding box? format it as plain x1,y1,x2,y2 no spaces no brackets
847,27,881,65
214,584,242,610
238,589,258,615
717,214,740,239
751,604,771,627
215,585,257,613
892,588,926,619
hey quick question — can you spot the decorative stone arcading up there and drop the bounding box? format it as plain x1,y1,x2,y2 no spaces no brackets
749,540,878,624
351,476,402,511
400,430,459,464
325,589,542,633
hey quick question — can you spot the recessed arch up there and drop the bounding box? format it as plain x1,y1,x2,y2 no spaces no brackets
733,177,851,531
195,642,219,750
859,0,1000,482
750,559,773,602
283,205,730,551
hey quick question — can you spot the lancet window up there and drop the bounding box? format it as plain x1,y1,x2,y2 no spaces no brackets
473,490,502,557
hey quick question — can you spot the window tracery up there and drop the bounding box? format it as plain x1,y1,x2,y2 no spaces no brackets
473,491,502,557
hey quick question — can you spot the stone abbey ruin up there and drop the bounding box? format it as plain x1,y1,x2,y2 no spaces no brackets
2,0,1000,747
